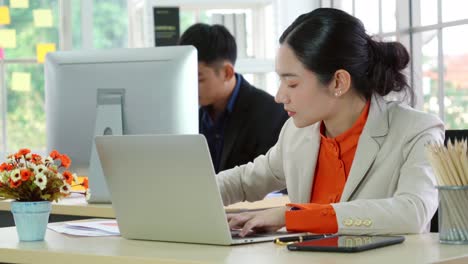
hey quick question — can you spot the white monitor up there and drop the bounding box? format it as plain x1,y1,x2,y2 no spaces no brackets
45,46,198,203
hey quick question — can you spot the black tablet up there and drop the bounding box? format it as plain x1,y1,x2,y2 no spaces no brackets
287,235,405,253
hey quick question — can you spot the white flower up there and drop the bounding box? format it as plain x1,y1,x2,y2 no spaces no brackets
34,173,48,190
25,153,32,160
34,164,48,175
44,156,54,164
0,172,5,183
72,173,78,184
9,169,21,182
57,173,64,180
60,183,71,194
85,189,91,201
6,157,15,164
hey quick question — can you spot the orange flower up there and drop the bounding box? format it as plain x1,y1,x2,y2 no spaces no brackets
18,148,31,156
81,178,89,189
9,178,22,188
63,171,73,185
49,150,61,160
0,163,7,172
0,163,14,172
31,154,42,164
15,148,31,158
60,154,71,168
20,169,32,181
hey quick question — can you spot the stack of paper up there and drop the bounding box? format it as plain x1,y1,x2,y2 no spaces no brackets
48,220,120,237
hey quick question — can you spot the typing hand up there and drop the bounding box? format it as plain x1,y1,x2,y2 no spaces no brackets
227,206,288,237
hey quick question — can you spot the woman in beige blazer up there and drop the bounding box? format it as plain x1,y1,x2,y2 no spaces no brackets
217,8,444,236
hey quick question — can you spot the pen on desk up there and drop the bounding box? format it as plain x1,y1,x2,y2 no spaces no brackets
274,234,335,245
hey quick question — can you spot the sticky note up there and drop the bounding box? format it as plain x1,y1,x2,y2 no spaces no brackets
33,9,53,27
10,0,29,8
0,6,11,25
36,43,56,63
11,72,31,92
0,48,4,59
0,29,16,48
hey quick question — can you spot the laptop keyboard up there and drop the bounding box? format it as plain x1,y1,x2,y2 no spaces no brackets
231,229,289,238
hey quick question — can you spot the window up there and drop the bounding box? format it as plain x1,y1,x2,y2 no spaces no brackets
1,0,60,154
93,1,128,49
329,0,468,129
0,1,128,156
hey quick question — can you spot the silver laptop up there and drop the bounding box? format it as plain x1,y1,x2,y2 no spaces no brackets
95,134,306,245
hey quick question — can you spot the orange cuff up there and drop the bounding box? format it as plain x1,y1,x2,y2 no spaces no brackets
285,203,338,234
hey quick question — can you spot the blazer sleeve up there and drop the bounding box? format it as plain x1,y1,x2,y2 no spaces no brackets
216,119,292,206
332,114,444,235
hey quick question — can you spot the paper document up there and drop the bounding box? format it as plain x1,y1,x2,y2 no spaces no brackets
48,219,120,237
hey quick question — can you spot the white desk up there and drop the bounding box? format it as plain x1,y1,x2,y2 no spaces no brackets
0,227,467,264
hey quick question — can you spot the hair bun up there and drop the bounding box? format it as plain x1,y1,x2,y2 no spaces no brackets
367,39,410,98
368,40,409,72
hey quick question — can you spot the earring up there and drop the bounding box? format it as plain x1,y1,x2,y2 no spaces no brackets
334,90,342,97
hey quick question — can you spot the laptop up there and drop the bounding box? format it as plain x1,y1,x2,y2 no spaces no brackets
95,134,306,245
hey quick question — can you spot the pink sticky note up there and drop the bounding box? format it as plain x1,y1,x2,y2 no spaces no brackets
0,48,4,59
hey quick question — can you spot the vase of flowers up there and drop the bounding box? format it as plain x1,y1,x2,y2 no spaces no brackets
0,148,88,241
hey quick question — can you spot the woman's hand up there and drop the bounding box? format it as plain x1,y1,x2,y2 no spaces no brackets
227,206,288,237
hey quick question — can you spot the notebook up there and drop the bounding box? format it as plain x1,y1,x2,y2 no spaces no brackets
95,134,306,245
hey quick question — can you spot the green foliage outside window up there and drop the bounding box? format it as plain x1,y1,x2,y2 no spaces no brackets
2,1,128,153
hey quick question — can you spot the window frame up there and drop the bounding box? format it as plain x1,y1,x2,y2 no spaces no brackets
329,0,468,125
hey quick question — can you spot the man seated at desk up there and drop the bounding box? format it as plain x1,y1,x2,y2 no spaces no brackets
178,23,288,173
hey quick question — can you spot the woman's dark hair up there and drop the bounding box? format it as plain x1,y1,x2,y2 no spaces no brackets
279,8,413,104
178,23,237,66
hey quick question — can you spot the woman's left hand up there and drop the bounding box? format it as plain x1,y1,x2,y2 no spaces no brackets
227,206,288,237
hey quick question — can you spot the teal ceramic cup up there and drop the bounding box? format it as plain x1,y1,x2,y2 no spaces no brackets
10,201,52,241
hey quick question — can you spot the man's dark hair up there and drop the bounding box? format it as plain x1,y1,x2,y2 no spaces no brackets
178,23,237,66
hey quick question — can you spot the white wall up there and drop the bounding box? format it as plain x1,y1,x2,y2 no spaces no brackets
275,0,320,35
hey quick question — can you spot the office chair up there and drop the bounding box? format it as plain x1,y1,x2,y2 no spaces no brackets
430,129,468,232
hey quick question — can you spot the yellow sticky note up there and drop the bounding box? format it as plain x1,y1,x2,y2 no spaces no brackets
36,43,56,63
0,6,11,25
33,9,53,27
11,72,31,92
0,29,16,48
10,0,29,9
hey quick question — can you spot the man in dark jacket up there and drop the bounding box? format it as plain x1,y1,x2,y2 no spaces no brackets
178,23,288,173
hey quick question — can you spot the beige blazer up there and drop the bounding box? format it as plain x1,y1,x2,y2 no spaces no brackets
217,96,444,235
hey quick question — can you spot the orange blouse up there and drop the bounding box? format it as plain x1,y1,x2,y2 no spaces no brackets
285,101,370,234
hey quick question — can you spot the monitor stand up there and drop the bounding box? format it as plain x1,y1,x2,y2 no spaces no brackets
87,89,125,204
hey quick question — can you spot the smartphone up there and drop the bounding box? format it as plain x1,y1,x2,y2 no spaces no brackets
287,235,405,253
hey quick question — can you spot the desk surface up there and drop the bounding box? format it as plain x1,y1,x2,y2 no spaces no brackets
0,195,290,218
0,227,467,264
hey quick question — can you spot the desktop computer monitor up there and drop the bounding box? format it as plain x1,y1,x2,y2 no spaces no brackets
45,46,198,203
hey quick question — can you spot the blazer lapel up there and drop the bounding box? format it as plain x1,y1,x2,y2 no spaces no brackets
296,125,321,203
340,96,389,201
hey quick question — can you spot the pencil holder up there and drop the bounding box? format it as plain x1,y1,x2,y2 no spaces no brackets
437,185,468,244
